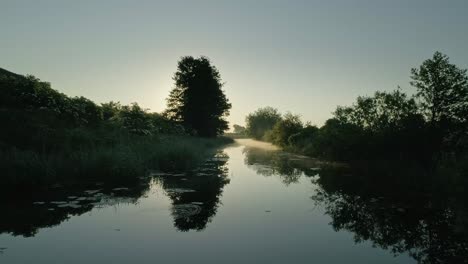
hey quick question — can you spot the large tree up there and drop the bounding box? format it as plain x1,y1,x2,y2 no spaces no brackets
165,56,231,137
410,52,468,126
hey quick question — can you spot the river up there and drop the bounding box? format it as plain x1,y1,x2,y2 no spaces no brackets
1,139,466,263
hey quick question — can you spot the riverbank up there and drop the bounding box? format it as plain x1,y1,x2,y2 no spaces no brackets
1,134,233,188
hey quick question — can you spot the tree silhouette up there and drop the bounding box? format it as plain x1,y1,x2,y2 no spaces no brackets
165,56,231,137
411,52,468,126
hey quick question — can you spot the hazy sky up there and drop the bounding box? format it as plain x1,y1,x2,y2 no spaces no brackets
2,0,468,128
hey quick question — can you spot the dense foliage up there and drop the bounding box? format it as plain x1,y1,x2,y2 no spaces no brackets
232,124,247,134
245,106,282,140
245,52,468,162
0,65,232,187
165,56,231,137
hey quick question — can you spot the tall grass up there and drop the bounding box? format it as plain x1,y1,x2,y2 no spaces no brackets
0,128,233,187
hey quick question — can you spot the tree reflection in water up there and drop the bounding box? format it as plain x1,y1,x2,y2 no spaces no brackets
0,180,152,237
243,147,323,185
243,146,468,264
0,151,231,236
156,151,230,231
312,165,468,264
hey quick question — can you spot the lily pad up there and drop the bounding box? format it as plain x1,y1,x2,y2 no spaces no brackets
84,190,101,195
166,188,196,194
112,187,129,191
57,203,82,209
196,173,212,176
150,172,171,177
51,201,67,205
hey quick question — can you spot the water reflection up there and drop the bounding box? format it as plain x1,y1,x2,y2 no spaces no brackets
312,166,468,264
243,147,322,185
2,144,467,264
156,151,230,231
243,146,468,264
0,151,230,236
0,180,151,237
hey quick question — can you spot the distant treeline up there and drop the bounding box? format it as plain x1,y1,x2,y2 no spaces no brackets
245,52,468,163
0,56,232,187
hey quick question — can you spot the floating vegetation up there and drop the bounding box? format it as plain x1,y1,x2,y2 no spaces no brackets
57,203,82,209
207,154,229,162
150,172,172,177
84,190,101,195
172,204,202,219
112,187,129,191
50,201,67,205
196,168,218,172
195,172,212,176
166,188,196,194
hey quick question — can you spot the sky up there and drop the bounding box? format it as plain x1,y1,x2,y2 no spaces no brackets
1,0,468,128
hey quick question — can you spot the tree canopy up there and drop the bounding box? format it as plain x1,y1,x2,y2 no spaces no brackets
245,106,282,140
244,52,468,161
165,56,231,137
411,51,468,126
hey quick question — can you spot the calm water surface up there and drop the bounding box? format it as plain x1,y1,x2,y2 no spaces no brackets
1,139,467,263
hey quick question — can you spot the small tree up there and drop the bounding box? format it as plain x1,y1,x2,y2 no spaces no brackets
245,107,282,139
410,52,468,126
268,113,303,147
233,124,246,134
165,56,231,137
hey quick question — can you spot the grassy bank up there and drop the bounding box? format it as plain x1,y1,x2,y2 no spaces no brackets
1,131,233,187
0,67,234,188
